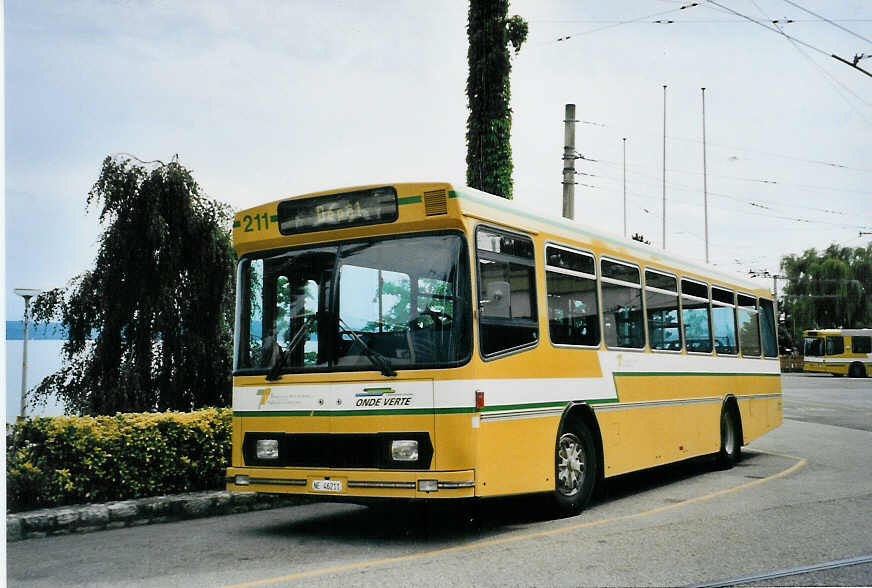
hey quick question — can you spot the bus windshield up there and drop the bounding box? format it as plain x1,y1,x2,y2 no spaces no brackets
235,232,471,375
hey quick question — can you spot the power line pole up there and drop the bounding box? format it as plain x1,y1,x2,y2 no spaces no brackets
662,84,667,250
701,87,710,264
623,137,627,238
562,104,577,220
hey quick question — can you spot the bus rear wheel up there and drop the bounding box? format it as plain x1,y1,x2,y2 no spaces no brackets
552,420,597,515
849,362,866,378
716,405,742,469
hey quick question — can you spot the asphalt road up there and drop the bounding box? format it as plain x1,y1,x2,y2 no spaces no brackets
7,373,872,587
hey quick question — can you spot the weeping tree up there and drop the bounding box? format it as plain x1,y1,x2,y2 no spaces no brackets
466,0,528,199
32,155,236,415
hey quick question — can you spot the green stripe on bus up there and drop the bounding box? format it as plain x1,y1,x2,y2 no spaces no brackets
482,400,564,412
270,215,278,222
234,407,477,418
397,195,422,206
234,399,621,418
233,221,241,228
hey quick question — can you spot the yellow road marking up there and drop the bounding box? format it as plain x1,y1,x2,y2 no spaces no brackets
226,450,806,588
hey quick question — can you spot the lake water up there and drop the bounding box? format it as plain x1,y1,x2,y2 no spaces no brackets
6,340,67,423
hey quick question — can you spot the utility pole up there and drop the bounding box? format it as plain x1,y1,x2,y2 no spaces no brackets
562,104,577,220
623,137,627,238
662,85,667,250
701,87,710,264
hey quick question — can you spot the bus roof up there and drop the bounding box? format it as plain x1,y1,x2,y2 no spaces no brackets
234,181,772,297
804,329,872,337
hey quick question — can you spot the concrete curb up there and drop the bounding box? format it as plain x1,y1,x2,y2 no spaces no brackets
6,491,306,542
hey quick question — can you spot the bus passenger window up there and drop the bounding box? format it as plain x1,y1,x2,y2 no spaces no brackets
681,279,713,353
758,299,778,358
853,336,872,354
826,336,844,356
601,259,644,349
737,294,761,357
711,287,738,355
477,227,538,357
645,270,680,351
545,245,600,346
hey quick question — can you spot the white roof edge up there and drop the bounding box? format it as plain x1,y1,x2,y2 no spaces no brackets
453,184,770,295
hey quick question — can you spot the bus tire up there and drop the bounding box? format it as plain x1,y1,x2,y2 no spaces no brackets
552,420,597,515
716,405,742,469
849,362,865,378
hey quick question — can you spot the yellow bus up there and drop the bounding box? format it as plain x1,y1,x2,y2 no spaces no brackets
803,329,872,378
226,182,782,513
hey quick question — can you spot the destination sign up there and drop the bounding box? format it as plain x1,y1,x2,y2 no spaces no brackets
277,187,398,235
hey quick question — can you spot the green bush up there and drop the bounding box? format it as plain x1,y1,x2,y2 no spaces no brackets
6,408,231,513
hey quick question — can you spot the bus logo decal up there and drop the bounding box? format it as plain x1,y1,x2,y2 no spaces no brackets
256,388,271,408
357,387,396,397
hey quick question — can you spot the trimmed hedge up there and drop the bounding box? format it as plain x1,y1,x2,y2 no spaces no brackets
6,408,231,513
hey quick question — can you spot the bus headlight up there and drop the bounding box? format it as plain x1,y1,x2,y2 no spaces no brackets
391,440,419,461
256,439,280,460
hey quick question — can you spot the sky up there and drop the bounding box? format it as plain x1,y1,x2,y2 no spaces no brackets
4,0,871,326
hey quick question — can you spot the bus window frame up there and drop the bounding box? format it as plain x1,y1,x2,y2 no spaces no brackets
544,240,602,350
680,276,713,356
736,291,762,358
474,223,540,361
643,267,682,354
600,255,647,352
710,285,739,357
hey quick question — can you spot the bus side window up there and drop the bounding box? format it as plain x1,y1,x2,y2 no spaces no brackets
826,336,844,356
601,259,644,349
758,298,778,358
476,227,538,357
853,336,872,354
545,245,600,347
681,278,713,354
645,270,681,351
737,294,761,357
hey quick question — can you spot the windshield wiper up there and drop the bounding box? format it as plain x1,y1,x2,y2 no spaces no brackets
266,315,315,381
337,316,397,377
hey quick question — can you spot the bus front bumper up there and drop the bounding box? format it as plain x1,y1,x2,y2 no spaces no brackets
226,467,476,499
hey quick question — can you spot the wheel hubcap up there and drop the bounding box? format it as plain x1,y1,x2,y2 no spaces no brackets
557,433,585,496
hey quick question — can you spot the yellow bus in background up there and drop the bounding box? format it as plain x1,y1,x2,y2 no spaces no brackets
803,329,872,378
226,182,782,513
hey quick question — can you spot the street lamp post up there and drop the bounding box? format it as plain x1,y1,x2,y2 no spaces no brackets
14,288,42,420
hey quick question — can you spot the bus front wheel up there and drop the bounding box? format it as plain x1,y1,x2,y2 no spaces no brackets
849,362,866,378
552,420,597,515
716,405,742,468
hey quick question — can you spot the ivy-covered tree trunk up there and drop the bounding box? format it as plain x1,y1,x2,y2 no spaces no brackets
466,0,528,199
32,155,236,415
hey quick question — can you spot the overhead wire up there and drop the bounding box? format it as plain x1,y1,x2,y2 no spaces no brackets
545,3,701,43
598,158,869,201
706,0,872,78
745,0,872,119
782,0,872,45
596,160,866,218
596,175,871,230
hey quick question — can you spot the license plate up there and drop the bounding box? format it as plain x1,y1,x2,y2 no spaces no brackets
312,479,343,492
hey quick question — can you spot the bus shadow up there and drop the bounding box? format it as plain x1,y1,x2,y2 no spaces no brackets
246,453,765,545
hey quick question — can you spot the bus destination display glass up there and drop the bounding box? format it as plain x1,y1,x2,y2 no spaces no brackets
277,187,398,235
